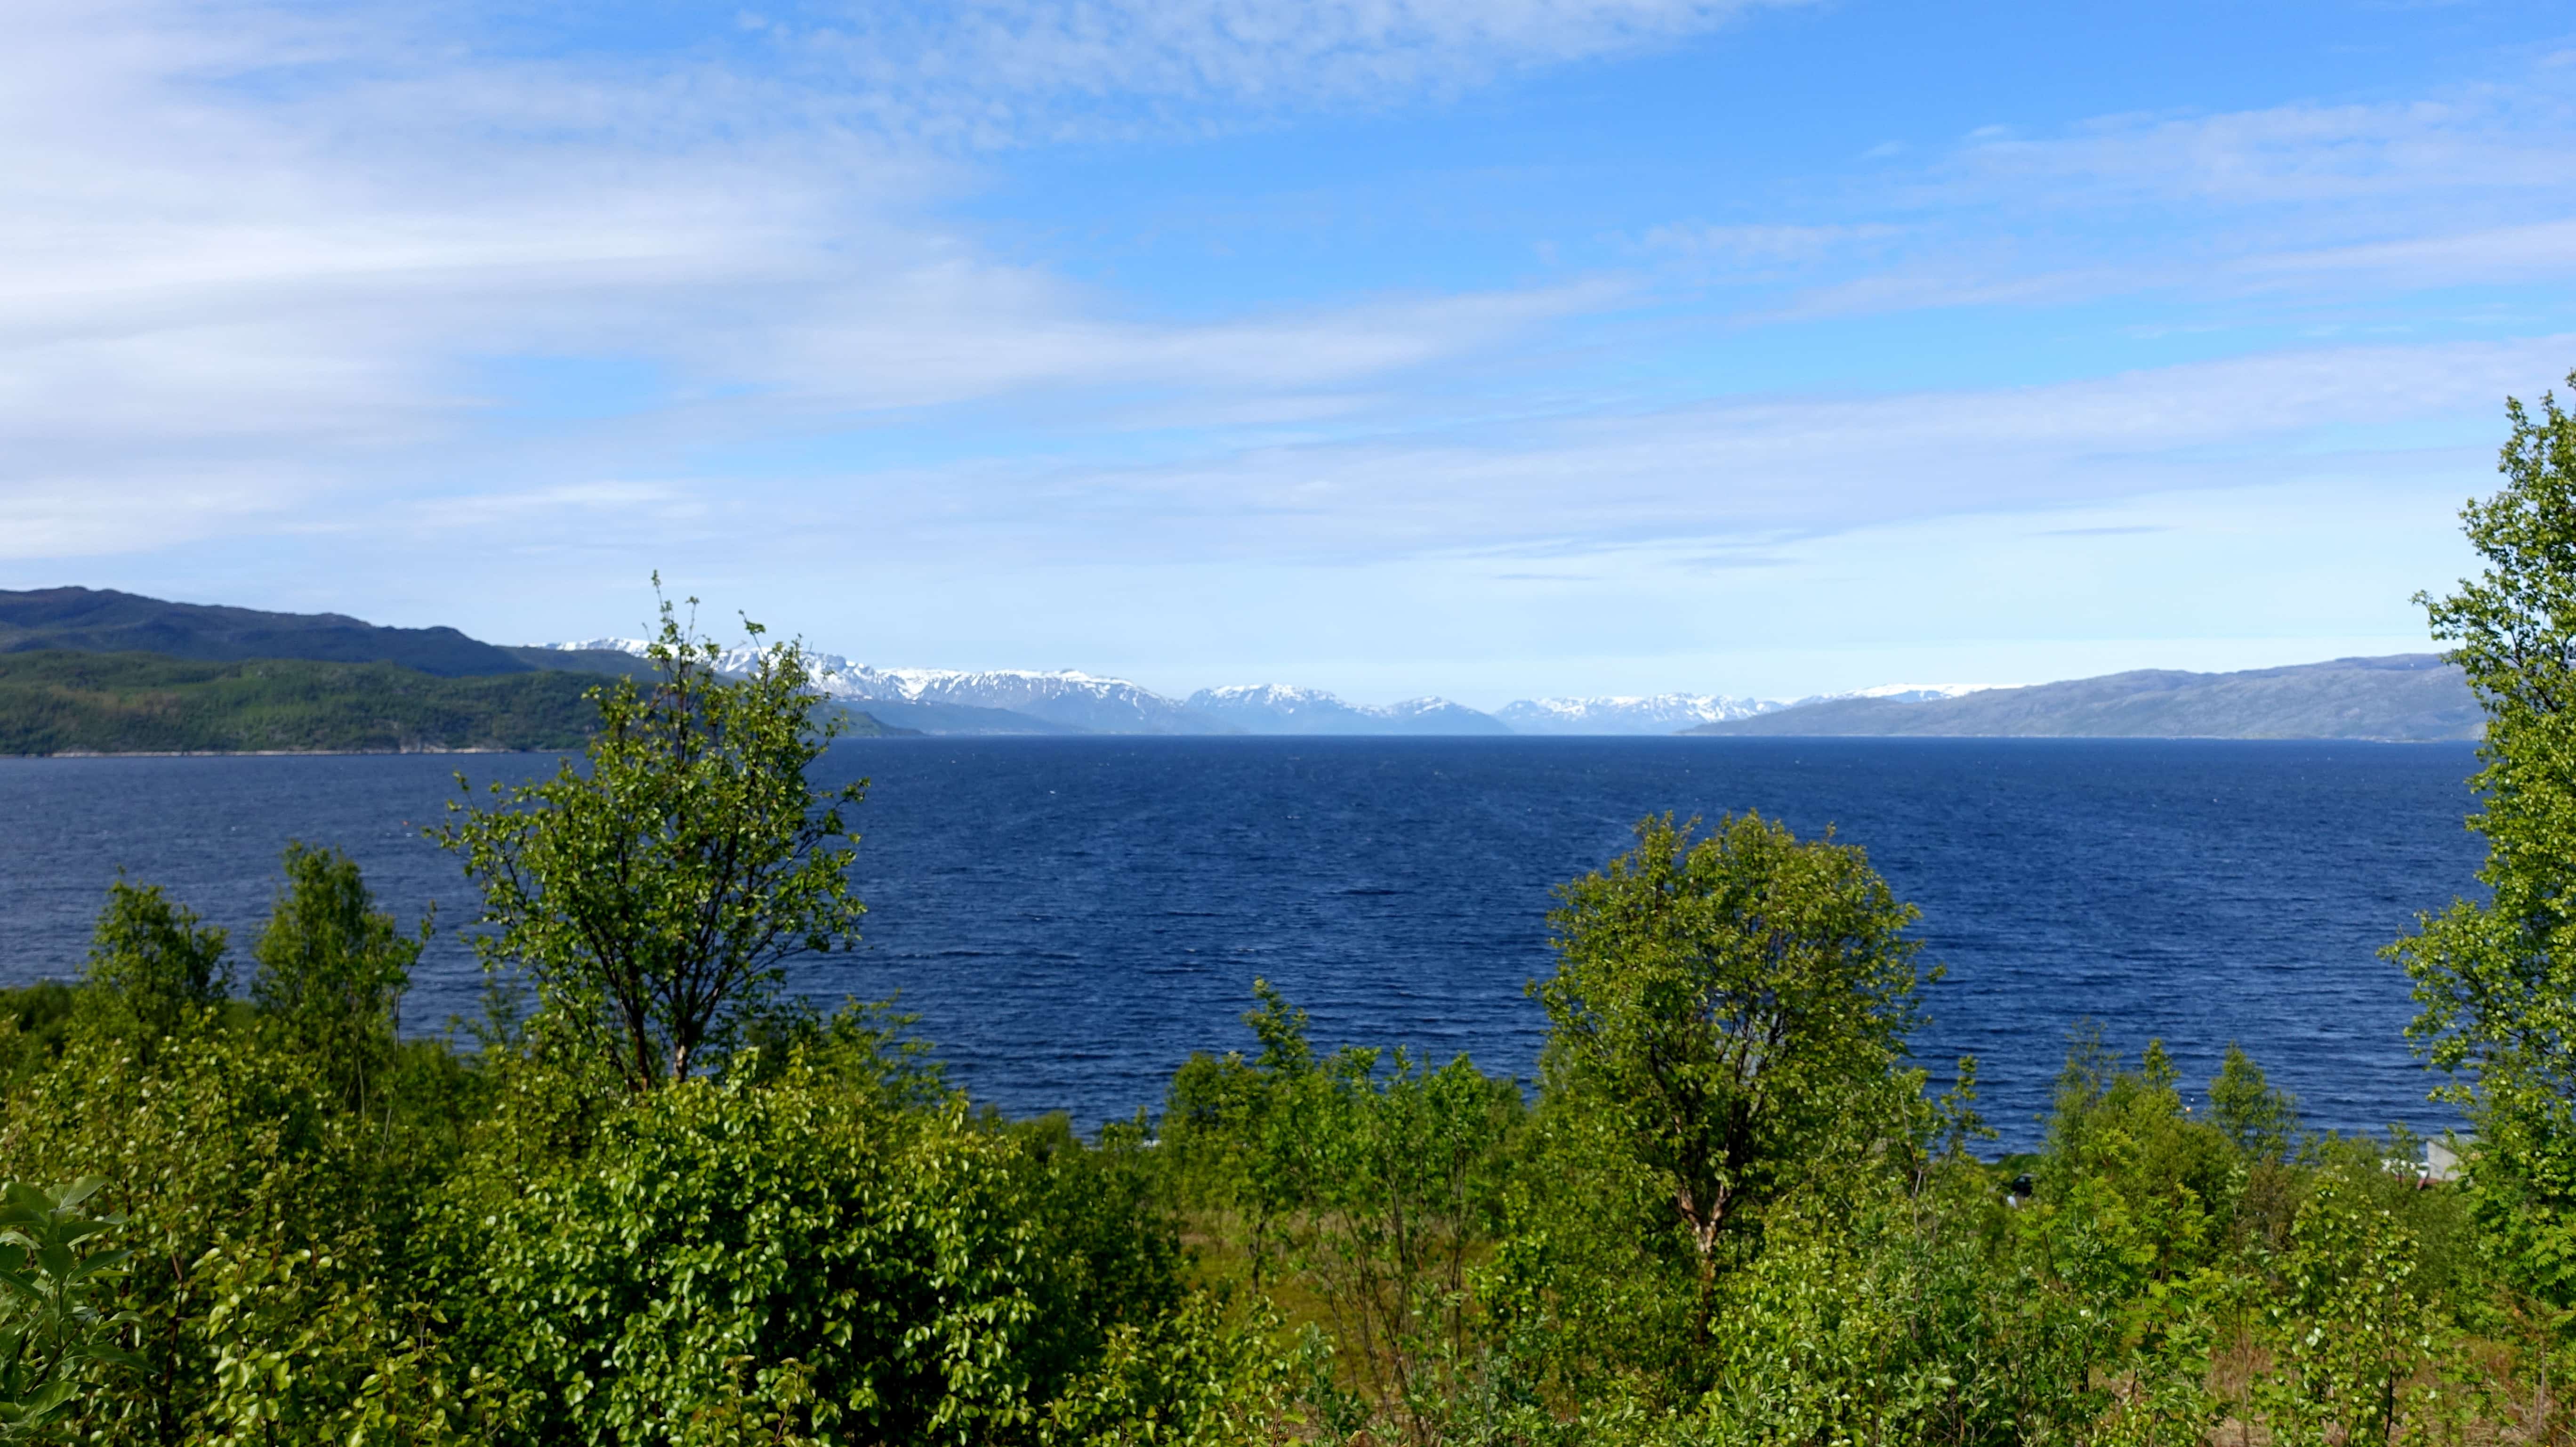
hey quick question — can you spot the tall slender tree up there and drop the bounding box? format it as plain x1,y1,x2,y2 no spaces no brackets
252,841,422,1113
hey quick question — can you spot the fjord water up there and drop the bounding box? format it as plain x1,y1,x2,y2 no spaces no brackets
0,737,2481,1148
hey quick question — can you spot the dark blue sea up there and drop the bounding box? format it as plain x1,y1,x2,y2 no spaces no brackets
0,738,2484,1149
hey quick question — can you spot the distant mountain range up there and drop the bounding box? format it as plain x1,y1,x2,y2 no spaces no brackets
1496,694,1778,735
1686,655,2477,742
558,639,2479,742
0,588,2483,746
553,640,1798,736
551,641,1529,736
1183,685,1509,736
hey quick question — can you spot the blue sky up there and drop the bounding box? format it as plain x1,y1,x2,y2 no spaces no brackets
8,0,2575,705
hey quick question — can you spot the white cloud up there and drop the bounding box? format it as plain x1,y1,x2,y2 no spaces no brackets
739,275,1624,406
0,464,322,560
0,0,1644,551
1639,67,2576,324
815,334,2567,563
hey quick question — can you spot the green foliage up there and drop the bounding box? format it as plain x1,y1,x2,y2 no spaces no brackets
2391,372,2576,1308
1035,1291,1294,1447
1008,1112,1191,1397
82,876,230,1043
1525,812,1932,1386
2254,1146,2473,1447
189,1240,476,1446
0,985,81,1095
0,650,610,755
441,591,868,1091
1161,983,1522,1439
252,841,423,1113
0,1179,138,1439
1672,1169,2054,1447
729,995,951,1111
0,1002,445,1443
440,1058,1047,1442
2208,1042,2301,1162
2034,1032,2242,1301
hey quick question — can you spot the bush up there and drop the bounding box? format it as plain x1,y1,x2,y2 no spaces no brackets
436,1045,1177,1444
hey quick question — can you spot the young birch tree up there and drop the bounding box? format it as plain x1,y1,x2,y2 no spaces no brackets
441,590,866,1091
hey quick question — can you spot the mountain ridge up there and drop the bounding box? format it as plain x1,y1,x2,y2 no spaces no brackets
3,586,536,678
555,638,2476,740
1684,654,2476,742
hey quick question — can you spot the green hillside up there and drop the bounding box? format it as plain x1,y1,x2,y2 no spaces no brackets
0,651,906,754
0,652,603,754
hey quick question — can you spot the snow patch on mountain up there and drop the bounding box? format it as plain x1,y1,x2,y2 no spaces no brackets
543,641,1231,734
817,662,1232,734
1799,682,2027,705
1186,684,1507,735
1496,694,1783,735
549,638,652,658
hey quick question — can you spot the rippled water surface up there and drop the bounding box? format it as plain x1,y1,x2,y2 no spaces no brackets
0,737,2483,1147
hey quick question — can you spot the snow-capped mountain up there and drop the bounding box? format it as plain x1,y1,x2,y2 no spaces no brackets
1495,694,1783,736
550,639,2006,737
1375,697,1512,734
547,641,1233,735
1186,685,1508,736
830,665,1233,735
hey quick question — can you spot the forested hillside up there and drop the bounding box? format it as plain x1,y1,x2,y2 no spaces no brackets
0,652,612,754
0,650,903,755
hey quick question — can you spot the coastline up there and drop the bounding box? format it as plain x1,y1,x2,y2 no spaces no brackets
20,745,578,759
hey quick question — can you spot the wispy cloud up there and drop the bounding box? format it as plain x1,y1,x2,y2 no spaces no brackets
726,335,2570,565
1642,65,2576,324
2234,217,2576,286
1936,84,2576,206
785,0,1801,138
1638,222,1903,258
0,0,1648,552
